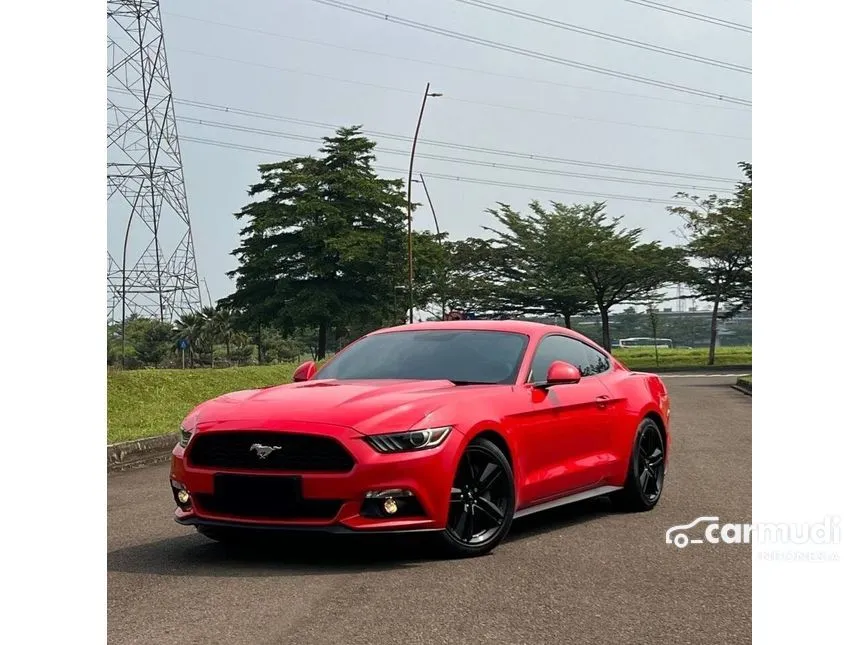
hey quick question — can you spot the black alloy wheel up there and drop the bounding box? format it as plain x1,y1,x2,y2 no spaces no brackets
438,437,515,557
612,417,666,512
637,421,665,503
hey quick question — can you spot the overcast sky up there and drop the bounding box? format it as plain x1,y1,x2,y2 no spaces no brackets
108,0,751,306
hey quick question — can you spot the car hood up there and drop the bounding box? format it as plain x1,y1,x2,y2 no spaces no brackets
192,379,485,435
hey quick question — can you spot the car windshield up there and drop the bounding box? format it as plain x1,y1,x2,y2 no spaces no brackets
315,329,528,385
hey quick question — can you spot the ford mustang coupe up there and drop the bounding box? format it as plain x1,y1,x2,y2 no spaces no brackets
170,320,670,557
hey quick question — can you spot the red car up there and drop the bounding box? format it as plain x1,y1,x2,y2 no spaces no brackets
170,320,670,557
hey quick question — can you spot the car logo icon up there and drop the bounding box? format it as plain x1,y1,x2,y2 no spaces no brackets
249,443,282,459
665,516,720,548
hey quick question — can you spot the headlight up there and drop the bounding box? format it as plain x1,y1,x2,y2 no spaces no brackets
178,413,198,448
365,426,453,453
179,426,193,448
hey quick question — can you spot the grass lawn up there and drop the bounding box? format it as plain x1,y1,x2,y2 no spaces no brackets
613,346,752,369
107,346,751,443
107,364,302,444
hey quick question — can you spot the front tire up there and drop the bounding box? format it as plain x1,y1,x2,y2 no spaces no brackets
612,417,666,512
436,437,515,558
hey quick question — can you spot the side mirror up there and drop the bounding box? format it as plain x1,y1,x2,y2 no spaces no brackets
544,360,582,386
292,360,317,382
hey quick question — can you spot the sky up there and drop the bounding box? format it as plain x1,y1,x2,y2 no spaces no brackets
107,0,751,308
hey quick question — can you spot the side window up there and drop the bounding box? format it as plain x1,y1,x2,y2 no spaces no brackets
528,335,612,381
577,342,611,376
528,335,586,382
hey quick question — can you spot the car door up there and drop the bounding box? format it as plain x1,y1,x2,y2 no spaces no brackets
516,334,615,506
580,342,630,472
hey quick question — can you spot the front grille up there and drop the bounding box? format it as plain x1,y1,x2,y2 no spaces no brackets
188,431,355,472
195,474,342,520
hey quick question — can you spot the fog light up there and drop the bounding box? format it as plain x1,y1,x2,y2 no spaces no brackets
171,480,191,509
360,490,425,519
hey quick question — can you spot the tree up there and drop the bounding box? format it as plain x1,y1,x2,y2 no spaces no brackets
668,162,752,365
208,306,238,365
222,127,409,359
612,306,648,340
411,230,451,319
574,210,686,352
645,298,663,366
441,237,508,317
483,202,595,327
484,201,685,349
228,330,254,365
107,315,173,368
199,306,220,367
173,311,206,367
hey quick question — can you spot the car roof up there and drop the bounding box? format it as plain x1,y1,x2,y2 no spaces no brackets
370,319,572,337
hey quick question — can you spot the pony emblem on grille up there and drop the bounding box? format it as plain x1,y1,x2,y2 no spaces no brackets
249,443,282,459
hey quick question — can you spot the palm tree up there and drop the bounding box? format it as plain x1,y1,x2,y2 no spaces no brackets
210,306,238,365
231,330,252,365
200,306,219,367
173,312,205,367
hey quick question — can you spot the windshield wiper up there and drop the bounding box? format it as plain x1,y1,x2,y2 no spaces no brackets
449,380,498,386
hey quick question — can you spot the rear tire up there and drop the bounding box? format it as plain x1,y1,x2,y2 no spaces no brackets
612,417,666,512
435,437,515,558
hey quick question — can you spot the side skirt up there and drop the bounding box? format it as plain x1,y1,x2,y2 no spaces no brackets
513,485,623,519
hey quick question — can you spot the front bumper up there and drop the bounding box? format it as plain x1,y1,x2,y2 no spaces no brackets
169,421,460,533
174,516,443,534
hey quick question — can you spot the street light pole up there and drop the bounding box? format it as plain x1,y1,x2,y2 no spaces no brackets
416,174,440,236
407,82,442,324
413,174,446,319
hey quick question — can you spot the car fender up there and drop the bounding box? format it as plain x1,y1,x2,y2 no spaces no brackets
456,418,525,497
419,396,522,499
606,372,671,482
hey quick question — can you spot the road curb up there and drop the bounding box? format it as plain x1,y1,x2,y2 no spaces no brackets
108,434,176,472
732,378,752,396
633,364,752,374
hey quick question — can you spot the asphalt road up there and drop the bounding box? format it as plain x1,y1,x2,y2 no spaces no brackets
108,376,751,645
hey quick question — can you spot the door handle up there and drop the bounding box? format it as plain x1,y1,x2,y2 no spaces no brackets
595,395,610,409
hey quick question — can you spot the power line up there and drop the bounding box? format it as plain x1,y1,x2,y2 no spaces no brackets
170,113,729,191
624,0,752,33
418,172,690,206
308,0,751,106
454,0,750,73
109,85,738,182
171,46,418,99
162,11,748,112
180,134,694,205
445,95,749,140
165,49,749,140
163,11,749,112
